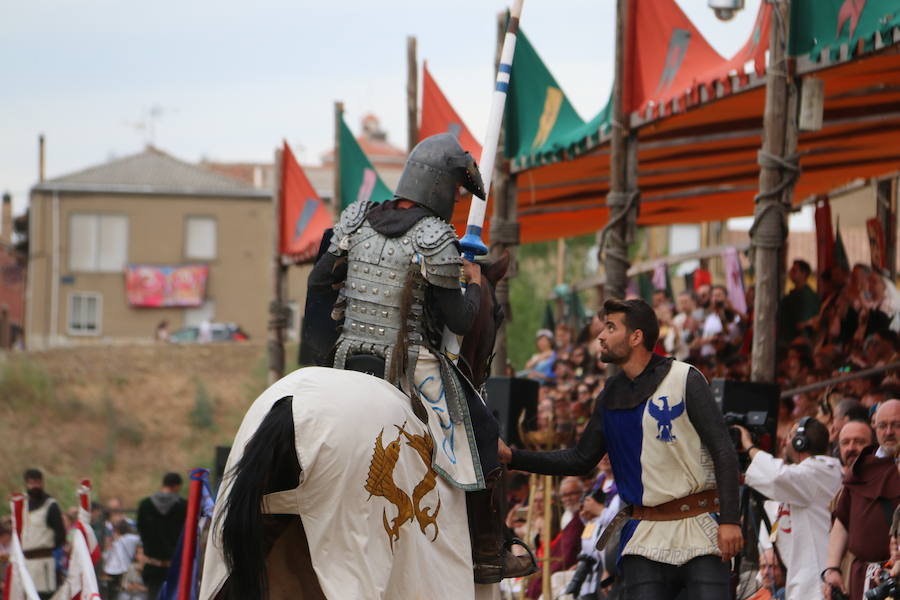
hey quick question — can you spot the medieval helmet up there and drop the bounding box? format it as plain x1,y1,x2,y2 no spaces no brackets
394,133,485,222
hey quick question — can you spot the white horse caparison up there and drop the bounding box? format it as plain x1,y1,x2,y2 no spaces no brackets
199,367,500,600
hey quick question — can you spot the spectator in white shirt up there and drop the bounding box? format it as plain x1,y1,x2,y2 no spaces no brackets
737,417,842,600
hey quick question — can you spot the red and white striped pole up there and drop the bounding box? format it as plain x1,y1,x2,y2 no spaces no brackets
177,469,207,600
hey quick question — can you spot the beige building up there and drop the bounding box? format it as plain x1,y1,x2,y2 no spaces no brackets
26,146,312,349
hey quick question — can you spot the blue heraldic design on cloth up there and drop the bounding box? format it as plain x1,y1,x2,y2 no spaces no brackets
647,395,685,443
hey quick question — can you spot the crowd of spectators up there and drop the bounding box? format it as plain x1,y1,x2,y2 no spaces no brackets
503,261,900,599
1,470,185,600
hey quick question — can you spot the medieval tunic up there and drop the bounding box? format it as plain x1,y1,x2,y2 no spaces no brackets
833,448,900,600
22,492,65,594
511,355,740,565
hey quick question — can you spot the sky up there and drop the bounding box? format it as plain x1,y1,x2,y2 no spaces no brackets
1,0,764,219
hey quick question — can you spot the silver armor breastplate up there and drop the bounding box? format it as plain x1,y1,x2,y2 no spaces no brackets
333,222,427,381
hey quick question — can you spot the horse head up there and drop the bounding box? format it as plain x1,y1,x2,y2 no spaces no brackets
459,250,510,389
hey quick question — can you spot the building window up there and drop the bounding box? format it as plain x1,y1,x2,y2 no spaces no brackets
185,216,217,260
68,292,102,336
69,214,128,272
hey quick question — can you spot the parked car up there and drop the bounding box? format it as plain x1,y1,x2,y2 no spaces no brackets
168,322,247,343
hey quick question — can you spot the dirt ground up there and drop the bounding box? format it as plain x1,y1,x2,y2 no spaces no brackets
0,342,288,512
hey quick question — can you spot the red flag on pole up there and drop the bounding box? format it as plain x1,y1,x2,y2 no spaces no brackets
4,495,40,600
419,62,482,158
279,141,333,263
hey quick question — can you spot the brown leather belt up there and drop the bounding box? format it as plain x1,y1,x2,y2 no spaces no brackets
631,489,720,521
23,548,54,559
145,557,172,568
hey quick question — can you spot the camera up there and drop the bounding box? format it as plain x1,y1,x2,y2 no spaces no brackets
724,410,768,445
831,585,850,600
865,570,899,600
563,554,597,596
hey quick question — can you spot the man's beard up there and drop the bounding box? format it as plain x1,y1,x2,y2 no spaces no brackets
600,344,629,364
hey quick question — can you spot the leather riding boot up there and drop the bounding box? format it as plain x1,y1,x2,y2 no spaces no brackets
466,483,537,584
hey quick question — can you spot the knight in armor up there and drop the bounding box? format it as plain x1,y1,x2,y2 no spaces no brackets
22,469,65,600
307,133,535,583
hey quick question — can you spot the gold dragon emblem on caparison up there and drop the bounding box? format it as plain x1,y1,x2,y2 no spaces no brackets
364,422,442,551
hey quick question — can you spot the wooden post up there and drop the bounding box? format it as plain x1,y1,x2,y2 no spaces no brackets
877,177,897,280
603,0,634,301
38,134,46,183
490,11,520,376
751,0,796,383
267,147,286,385
407,36,418,153
333,101,344,219
555,238,566,323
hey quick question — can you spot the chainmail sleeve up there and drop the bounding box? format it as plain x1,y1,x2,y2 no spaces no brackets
685,368,741,524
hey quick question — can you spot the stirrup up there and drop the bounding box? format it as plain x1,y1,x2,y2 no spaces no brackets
506,537,538,570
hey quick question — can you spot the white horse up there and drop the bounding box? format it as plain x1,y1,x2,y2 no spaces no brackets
199,257,510,600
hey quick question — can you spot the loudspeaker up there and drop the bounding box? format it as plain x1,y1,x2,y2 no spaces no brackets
214,445,231,487
710,378,781,452
484,376,539,448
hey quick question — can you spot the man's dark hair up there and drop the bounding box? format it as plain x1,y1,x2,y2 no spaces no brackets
162,472,183,488
845,404,870,423
793,259,812,277
602,298,659,352
23,468,43,481
873,329,900,350
802,418,830,455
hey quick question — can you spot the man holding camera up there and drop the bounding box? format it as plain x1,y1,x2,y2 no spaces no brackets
500,298,742,600
736,417,842,599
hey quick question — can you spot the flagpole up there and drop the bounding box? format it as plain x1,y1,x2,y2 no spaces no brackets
177,469,207,600
333,101,344,219
407,36,418,153
458,0,524,261
267,146,286,385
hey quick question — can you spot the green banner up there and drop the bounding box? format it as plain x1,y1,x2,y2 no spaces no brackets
504,30,612,170
790,0,900,61
339,115,393,210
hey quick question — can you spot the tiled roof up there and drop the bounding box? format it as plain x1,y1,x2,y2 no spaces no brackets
34,146,267,197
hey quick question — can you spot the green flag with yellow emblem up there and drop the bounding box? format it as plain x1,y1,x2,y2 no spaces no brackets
504,29,612,170
338,115,393,210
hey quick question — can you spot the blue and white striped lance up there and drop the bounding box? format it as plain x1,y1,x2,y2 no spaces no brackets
458,0,524,261
444,0,524,361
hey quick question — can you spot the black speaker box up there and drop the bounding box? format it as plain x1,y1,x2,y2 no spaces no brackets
485,376,539,448
710,378,781,452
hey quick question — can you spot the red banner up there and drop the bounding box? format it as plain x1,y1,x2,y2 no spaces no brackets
125,265,209,307
624,0,770,116
280,141,333,263
867,217,886,271
815,197,835,276
419,62,482,158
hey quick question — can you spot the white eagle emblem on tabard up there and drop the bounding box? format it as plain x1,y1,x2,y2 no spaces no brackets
648,395,685,443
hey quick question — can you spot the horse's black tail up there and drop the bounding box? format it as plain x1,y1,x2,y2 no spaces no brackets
220,396,299,600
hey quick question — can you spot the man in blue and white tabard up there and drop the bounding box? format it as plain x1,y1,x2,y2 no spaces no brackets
500,298,743,600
